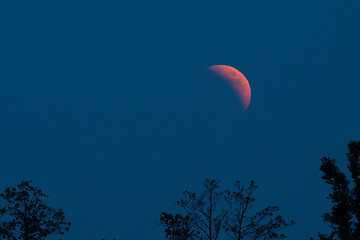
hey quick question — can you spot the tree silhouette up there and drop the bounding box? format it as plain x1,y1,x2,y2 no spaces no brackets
0,181,71,240
160,179,294,240
176,179,231,240
311,140,360,240
160,212,198,240
225,181,294,240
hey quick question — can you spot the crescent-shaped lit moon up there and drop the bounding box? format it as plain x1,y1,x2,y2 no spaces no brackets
207,65,251,112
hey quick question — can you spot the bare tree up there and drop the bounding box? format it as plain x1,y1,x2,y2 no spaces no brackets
176,179,232,240
160,179,294,240
224,181,295,240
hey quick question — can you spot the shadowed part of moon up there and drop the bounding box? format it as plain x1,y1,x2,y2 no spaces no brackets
207,65,251,112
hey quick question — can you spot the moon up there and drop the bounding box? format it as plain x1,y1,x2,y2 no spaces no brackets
207,65,251,112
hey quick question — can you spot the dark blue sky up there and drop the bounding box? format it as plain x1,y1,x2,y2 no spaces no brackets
1,1,359,239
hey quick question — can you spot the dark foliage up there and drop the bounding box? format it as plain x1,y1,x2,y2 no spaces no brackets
0,181,71,240
161,179,294,240
312,141,360,240
160,212,198,240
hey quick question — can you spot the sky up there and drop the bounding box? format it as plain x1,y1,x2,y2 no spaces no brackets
0,0,359,239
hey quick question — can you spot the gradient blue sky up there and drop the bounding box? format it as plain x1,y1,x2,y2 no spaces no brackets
0,1,359,239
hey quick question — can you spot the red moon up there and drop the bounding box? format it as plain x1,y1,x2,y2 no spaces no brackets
208,65,251,112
